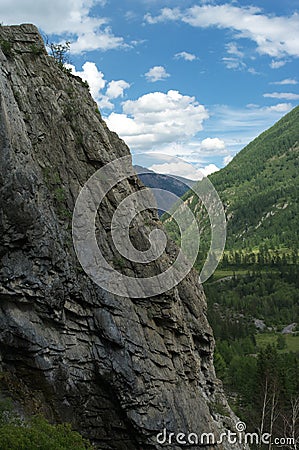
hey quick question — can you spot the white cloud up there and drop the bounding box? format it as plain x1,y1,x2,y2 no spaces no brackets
106,80,131,99
65,62,130,110
223,155,234,165
147,4,299,59
184,5,299,58
222,57,246,71
200,163,220,176
66,62,106,100
248,67,260,75
141,138,228,165
144,66,170,82
222,42,247,70
263,92,299,100
150,161,203,180
70,28,126,53
271,78,298,85
109,100,292,175
144,7,182,24
97,96,114,110
149,161,219,180
270,60,287,69
125,10,138,21
226,42,244,58
246,103,259,109
1,0,125,53
105,90,209,150
174,51,197,61
200,137,225,151
266,103,293,112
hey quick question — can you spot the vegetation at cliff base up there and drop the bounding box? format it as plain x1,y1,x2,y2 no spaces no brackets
0,401,93,450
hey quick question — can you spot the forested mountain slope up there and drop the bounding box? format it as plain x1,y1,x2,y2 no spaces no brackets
209,105,299,250
163,106,299,262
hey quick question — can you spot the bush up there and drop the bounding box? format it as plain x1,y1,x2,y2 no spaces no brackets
0,401,93,450
29,44,44,56
48,41,70,67
0,39,12,57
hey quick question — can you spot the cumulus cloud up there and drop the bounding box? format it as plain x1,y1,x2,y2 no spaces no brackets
65,62,130,109
149,161,219,180
174,51,197,61
146,4,299,59
150,161,203,180
105,90,209,150
200,137,226,152
66,62,106,100
200,164,220,176
106,80,131,99
271,78,298,85
1,0,126,53
145,66,170,82
263,92,299,100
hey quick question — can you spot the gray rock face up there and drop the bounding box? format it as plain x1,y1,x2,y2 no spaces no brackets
0,24,247,449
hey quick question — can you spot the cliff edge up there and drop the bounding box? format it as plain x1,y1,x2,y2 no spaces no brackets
0,24,246,449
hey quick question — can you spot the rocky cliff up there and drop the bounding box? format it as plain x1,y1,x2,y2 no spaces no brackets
0,24,246,449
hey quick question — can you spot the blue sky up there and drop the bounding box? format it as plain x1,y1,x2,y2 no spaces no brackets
2,0,299,179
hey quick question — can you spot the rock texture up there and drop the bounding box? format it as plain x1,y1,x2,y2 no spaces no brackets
0,25,246,449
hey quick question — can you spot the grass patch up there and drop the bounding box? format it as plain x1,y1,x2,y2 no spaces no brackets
209,268,255,282
256,332,299,353
208,266,280,282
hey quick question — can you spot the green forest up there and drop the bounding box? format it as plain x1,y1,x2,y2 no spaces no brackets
205,266,298,443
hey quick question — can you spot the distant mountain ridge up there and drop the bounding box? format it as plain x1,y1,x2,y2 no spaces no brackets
134,165,194,214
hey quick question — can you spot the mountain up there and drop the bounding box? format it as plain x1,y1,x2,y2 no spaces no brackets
164,106,299,263
209,105,299,251
0,25,244,449
134,165,194,214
